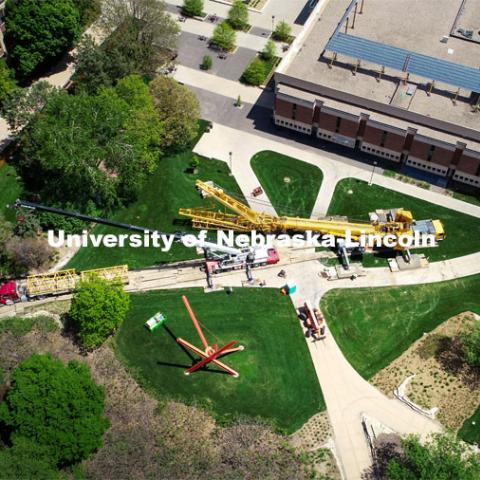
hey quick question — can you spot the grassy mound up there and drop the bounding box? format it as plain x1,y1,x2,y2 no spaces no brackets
251,151,323,217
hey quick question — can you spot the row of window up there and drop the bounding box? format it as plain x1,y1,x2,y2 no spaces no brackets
275,115,480,187
453,174,480,185
406,159,447,175
276,118,311,133
361,145,400,161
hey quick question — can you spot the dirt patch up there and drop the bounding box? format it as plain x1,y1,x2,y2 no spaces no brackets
290,411,332,450
290,411,341,479
371,312,480,430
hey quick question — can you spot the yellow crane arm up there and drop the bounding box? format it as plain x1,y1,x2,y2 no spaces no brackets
182,180,443,243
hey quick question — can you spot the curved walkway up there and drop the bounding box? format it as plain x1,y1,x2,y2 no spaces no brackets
194,123,480,219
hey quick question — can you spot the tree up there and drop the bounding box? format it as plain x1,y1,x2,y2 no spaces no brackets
1,81,58,132
227,0,249,30
69,276,130,349
98,0,179,77
273,20,292,42
210,21,236,52
15,76,164,210
73,0,101,26
461,322,480,367
149,76,200,149
182,0,204,17
6,236,54,275
200,54,213,70
72,36,113,94
241,58,266,86
375,434,480,480
0,437,61,480
262,39,277,61
0,353,110,466
5,0,81,79
0,59,16,105
0,220,14,277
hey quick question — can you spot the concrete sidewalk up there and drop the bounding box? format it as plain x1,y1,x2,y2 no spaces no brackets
194,122,480,219
174,65,272,107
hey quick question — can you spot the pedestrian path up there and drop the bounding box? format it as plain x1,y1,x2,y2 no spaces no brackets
194,122,480,219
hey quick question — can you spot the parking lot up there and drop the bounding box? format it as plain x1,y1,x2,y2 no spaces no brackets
177,31,258,81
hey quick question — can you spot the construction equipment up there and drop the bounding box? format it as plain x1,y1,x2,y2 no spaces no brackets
0,265,129,305
176,295,243,377
179,180,445,252
7,199,280,291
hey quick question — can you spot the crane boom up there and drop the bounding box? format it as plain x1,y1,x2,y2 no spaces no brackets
179,180,445,243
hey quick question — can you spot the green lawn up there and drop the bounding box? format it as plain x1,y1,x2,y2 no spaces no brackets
453,191,480,208
327,178,480,266
115,288,325,433
321,274,480,380
0,164,22,222
251,151,323,217
459,406,480,444
67,128,244,271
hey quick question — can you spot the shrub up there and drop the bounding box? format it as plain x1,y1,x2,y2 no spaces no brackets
241,58,267,86
0,354,109,467
69,276,130,349
201,54,213,70
273,21,292,42
461,322,480,367
182,0,204,17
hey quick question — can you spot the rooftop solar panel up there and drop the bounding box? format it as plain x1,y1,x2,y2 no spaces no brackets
326,32,480,93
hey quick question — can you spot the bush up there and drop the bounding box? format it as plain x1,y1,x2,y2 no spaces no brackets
380,434,480,480
461,322,480,367
0,353,109,467
210,21,236,52
69,276,130,349
182,0,204,17
227,0,249,30
273,21,292,42
241,58,267,86
201,54,213,70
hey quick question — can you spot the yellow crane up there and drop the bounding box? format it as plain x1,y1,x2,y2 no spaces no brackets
179,180,445,244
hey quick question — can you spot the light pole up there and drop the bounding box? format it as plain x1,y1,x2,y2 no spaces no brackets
271,15,275,33
368,161,377,186
229,151,233,175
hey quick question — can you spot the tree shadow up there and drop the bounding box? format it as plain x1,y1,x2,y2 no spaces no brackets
435,337,480,390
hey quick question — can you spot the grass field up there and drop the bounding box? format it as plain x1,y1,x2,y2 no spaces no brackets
327,178,480,266
453,191,480,208
67,125,244,270
321,274,480,380
251,151,323,217
0,164,22,222
115,288,325,433
459,406,480,444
